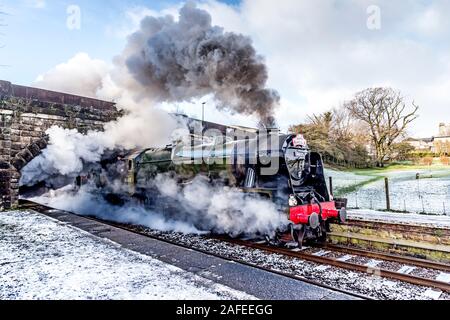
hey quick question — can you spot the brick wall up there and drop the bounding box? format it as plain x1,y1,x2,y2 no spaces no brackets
0,80,120,210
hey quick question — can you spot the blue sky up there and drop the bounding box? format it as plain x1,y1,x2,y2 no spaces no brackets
0,0,238,84
1,0,449,136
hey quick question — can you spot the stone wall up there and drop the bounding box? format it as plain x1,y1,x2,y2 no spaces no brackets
0,80,120,210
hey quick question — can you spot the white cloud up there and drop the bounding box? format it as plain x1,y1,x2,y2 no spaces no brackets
196,0,450,137
36,1,450,137
417,8,441,35
26,0,46,9
409,2,450,38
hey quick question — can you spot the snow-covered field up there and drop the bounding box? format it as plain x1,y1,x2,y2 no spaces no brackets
325,168,450,215
0,210,255,300
324,169,375,190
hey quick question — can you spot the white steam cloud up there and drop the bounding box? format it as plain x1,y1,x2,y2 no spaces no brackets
30,185,203,234
23,3,286,237
34,53,109,99
30,175,288,238
22,109,178,186
27,3,280,185
153,175,288,237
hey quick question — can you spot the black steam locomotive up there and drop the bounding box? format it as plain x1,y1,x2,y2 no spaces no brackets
90,117,346,247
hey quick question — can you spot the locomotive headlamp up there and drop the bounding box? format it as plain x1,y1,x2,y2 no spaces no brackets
288,195,298,207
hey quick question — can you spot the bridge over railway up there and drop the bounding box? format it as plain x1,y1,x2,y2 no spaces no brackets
0,80,120,210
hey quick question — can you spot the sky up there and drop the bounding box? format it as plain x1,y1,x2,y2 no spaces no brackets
0,0,449,137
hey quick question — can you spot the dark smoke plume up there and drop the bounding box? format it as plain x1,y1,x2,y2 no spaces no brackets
123,2,279,126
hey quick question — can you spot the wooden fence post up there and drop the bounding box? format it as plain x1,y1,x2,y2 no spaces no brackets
385,177,391,211
329,176,333,197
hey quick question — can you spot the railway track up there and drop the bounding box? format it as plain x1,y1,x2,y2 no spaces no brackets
316,243,450,273
220,238,450,293
19,199,450,297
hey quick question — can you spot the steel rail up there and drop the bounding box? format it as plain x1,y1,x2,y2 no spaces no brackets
316,243,450,272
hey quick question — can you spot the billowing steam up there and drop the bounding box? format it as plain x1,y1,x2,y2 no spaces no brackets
22,3,286,237
34,53,109,99
35,3,279,125
152,174,287,237
120,2,279,126
29,185,203,235
21,109,178,187
27,3,280,184
30,175,288,238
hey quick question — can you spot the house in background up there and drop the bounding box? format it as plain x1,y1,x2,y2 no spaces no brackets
439,123,450,136
404,137,434,152
405,123,450,155
434,123,450,154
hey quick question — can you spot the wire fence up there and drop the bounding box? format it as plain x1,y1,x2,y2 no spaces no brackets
329,174,450,216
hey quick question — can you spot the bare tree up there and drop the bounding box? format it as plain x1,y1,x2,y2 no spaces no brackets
346,87,419,167
290,108,371,166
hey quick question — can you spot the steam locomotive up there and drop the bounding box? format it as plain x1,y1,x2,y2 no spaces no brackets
91,118,347,247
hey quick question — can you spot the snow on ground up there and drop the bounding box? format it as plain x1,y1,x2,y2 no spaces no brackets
348,209,450,229
0,210,255,300
325,168,450,215
324,169,374,190
346,176,450,215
